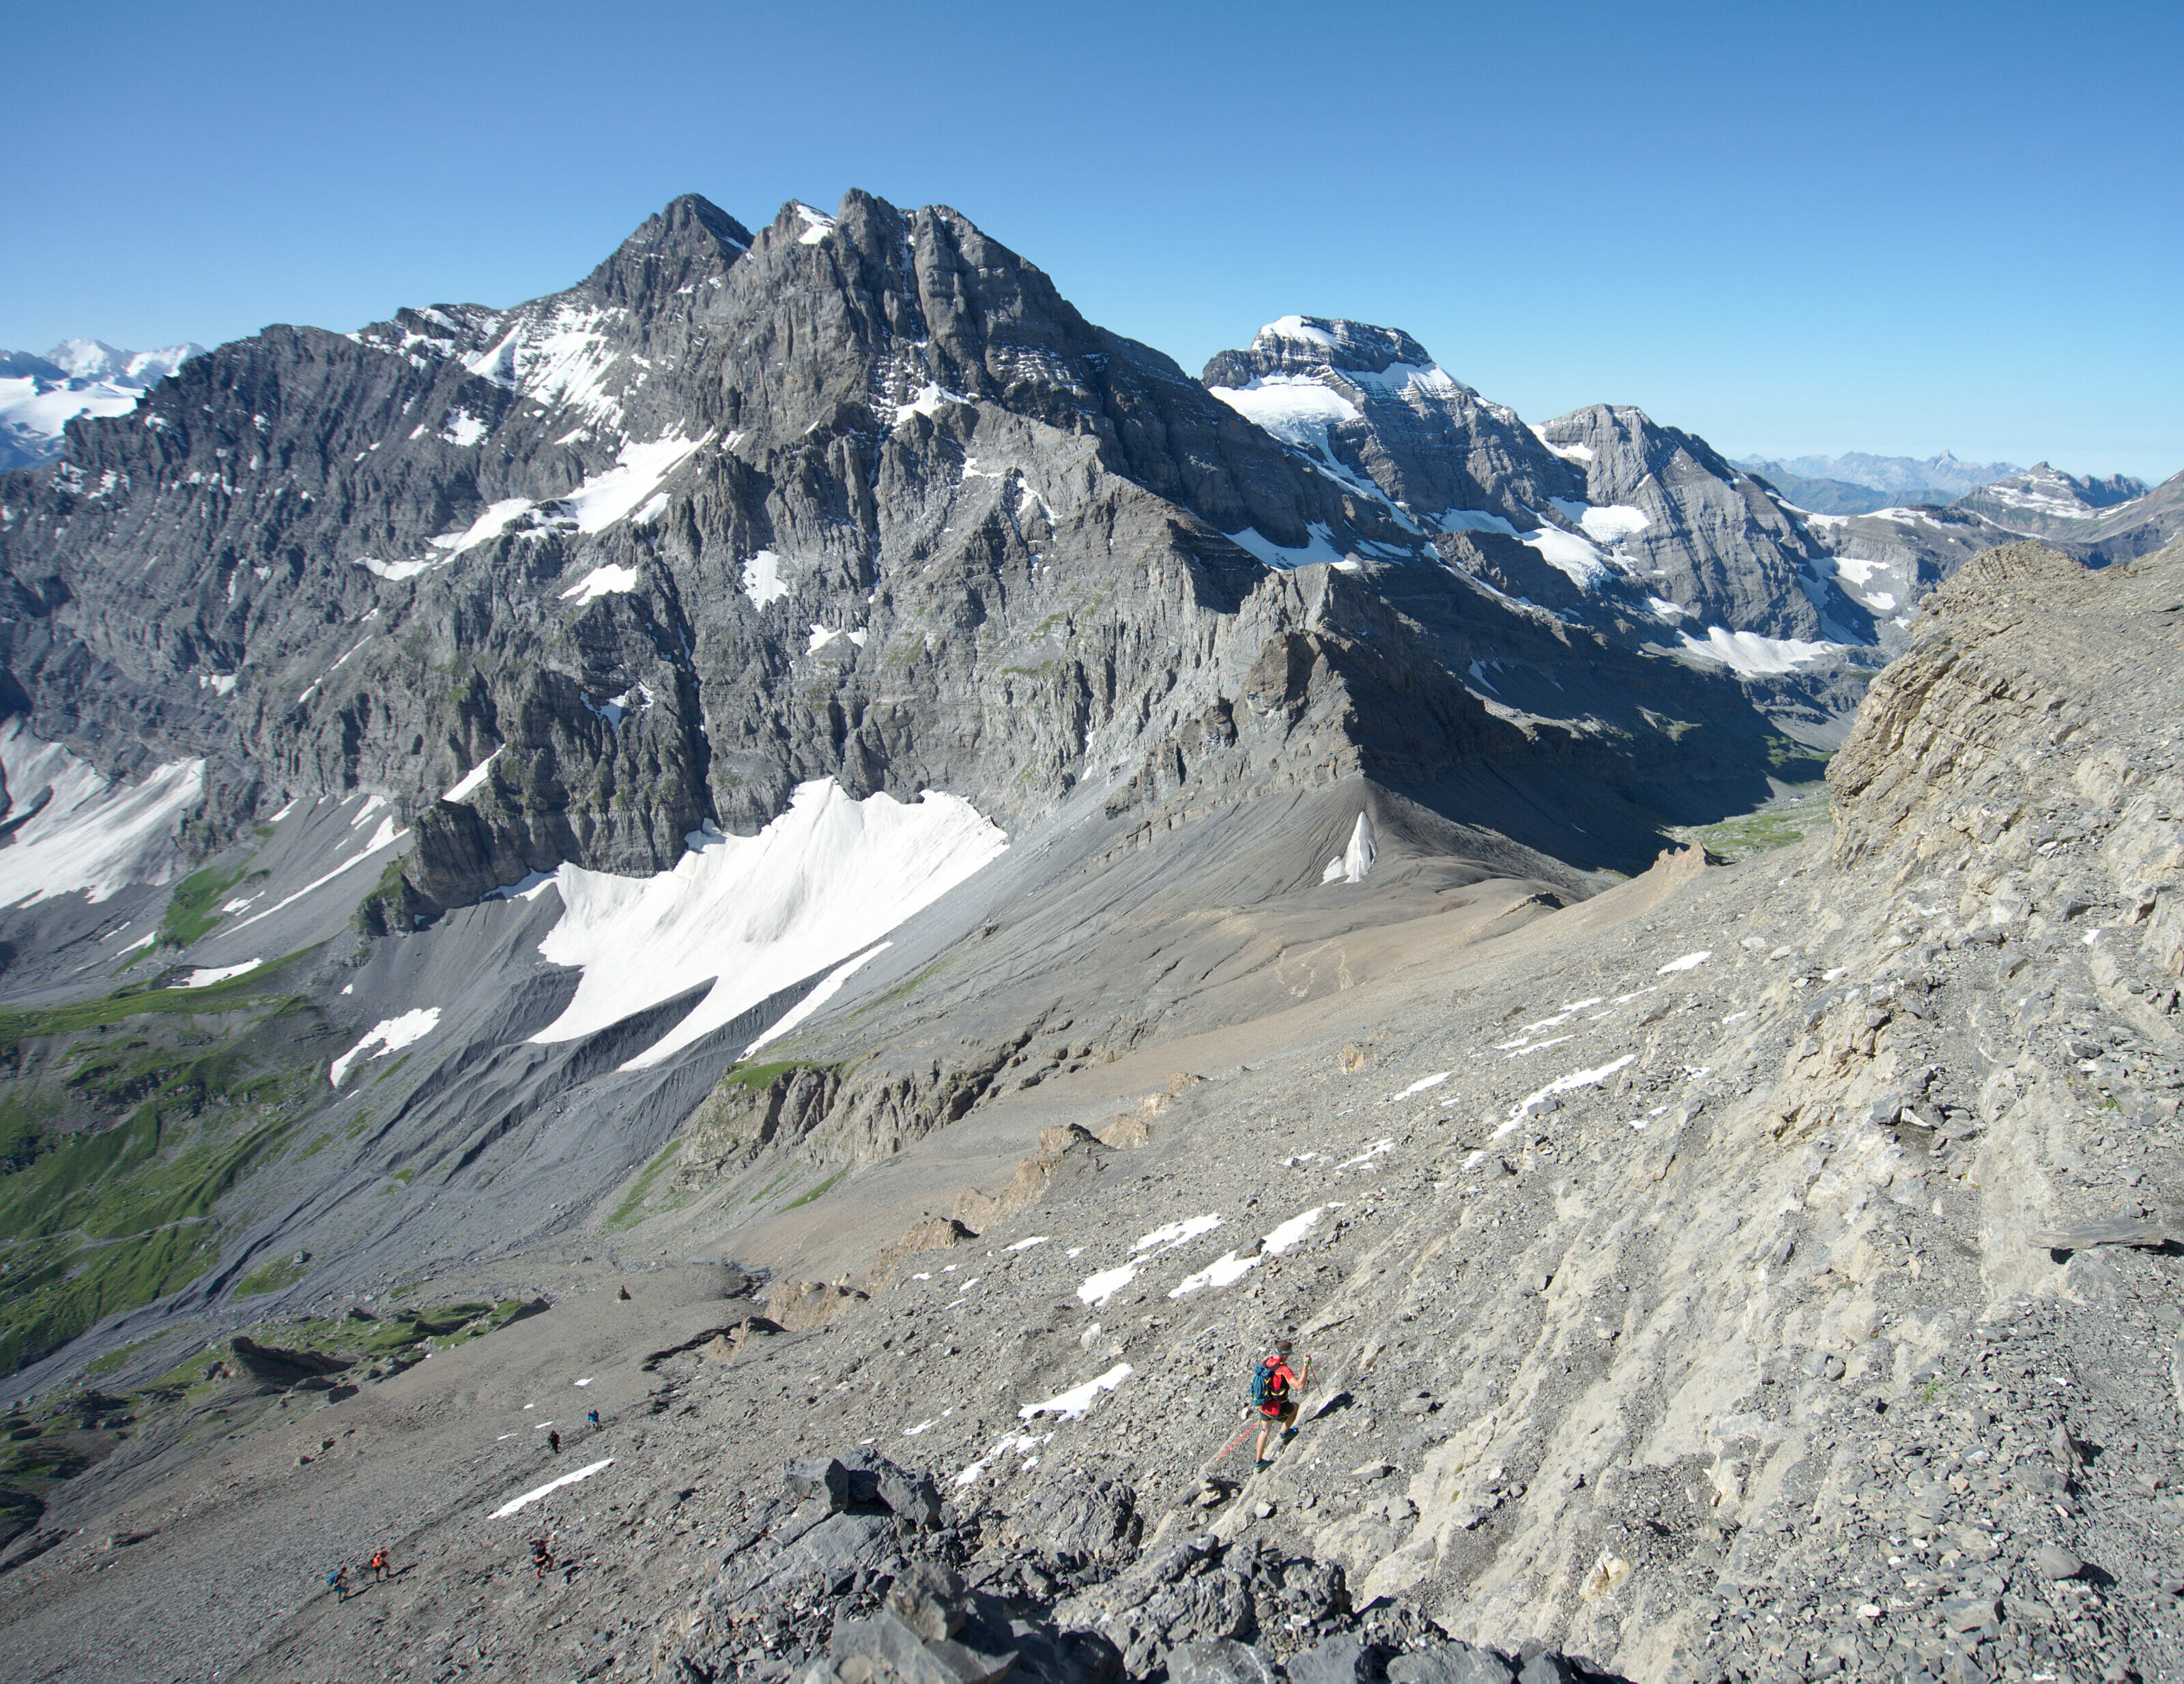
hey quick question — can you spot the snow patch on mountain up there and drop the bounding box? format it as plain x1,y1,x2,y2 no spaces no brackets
0,718,204,908
743,551,789,609
1321,812,1377,884
443,749,502,803
531,779,1010,1071
1521,526,1614,590
330,1007,443,1087
1674,626,1841,676
1549,497,1649,543
562,564,640,603
1225,524,1358,572
463,301,627,429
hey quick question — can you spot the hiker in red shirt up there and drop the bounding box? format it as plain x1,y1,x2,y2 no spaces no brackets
1252,1338,1306,1469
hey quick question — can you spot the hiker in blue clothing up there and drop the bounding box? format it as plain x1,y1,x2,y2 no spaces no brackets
1250,1338,1308,1469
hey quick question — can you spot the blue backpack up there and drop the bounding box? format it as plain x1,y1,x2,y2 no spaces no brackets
1250,1356,1289,1407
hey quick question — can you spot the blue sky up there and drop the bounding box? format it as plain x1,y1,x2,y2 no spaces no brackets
6,1,2179,481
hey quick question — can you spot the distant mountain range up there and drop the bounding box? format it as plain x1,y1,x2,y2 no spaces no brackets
1732,449,2019,514
0,338,203,471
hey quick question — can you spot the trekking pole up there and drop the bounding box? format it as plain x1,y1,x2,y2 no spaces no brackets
1211,1418,1258,1465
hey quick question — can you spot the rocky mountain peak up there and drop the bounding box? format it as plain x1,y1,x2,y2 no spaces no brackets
1200,317,1576,537
580,191,753,311
1955,461,2151,534
1202,315,1446,386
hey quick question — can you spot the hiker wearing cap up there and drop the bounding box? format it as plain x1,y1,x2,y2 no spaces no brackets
1250,1339,1306,1469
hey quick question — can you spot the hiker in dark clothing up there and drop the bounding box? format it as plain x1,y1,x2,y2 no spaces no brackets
532,1534,555,1580
548,1429,561,1455
1251,1338,1306,1469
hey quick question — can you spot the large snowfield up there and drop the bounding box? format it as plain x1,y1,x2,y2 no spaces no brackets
532,779,1009,1070
0,719,203,907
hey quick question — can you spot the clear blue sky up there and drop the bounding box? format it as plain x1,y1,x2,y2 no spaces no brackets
6,1,2179,482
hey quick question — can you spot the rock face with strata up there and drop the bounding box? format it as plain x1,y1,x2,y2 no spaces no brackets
0,194,1820,931
1533,404,1848,643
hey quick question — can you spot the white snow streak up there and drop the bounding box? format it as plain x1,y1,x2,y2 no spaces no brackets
1018,1363,1132,1421
1657,950,1712,974
1075,1262,1140,1307
1321,811,1377,884
1499,1054,1637,1135
742,941,892,1058
742,550,788,609
443,749,502,803
1676,627,1840,677
1132,1215,1223,1253
489,1457,614,1519
560,563,640,603
183,960,261,988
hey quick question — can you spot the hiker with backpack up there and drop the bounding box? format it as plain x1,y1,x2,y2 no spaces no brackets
1250,1339,1308,1469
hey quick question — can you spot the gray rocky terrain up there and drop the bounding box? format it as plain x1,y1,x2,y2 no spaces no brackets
0,189,1856,1408
2,536,2181,1684
4,186,2183,1684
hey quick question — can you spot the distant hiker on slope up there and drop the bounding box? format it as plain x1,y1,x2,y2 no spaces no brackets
586,1410,600,1429
532,1534,555,1580
328,1563,350,1601
547,1429,561,1455
369,1547,390,1582
1251,1339,1307,1469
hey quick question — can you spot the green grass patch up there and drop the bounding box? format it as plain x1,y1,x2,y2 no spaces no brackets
80,1334,158,1380
1669,787,1834,865
605,1139,682,1232
0,947,320,1050
231,1251,313,1298
782,1165,848,1210
158,863,252,949
1766,736,1833,779
296,1131,334,1161
0,979,326,1376
719,1058,828,1093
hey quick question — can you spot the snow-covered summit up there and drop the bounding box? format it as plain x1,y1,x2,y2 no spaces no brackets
0,337,202,471
1216,315,1458,386
1958,461,2146,527
1202,316,1578,541
44,338,200,385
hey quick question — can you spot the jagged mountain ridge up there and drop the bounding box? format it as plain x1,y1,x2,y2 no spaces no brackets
1200,315,1869,650
0,192,1814,912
